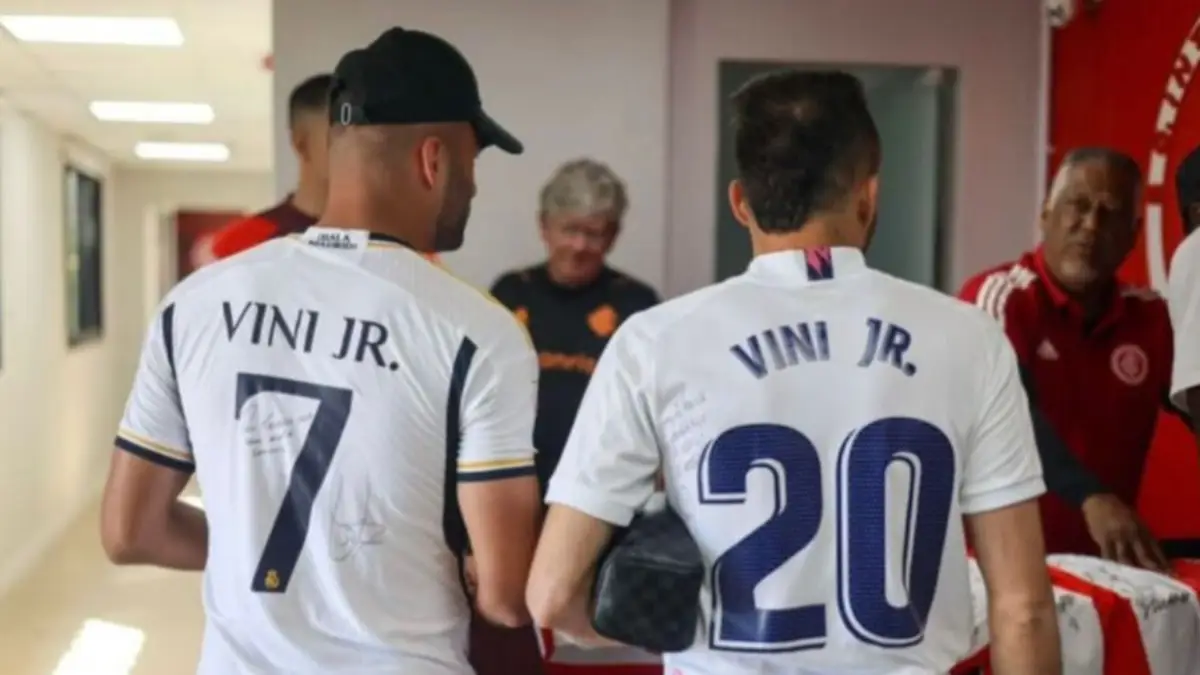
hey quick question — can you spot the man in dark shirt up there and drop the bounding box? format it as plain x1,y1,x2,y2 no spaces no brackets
474,159,657,675
490,159,659,490
960,147,1183,570
210,73,331,259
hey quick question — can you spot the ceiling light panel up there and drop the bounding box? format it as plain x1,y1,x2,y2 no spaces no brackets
0,16,183,46
134,142,229,162
90,102,214,124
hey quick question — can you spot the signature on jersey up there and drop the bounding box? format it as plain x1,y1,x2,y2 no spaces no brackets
240,400,316,457
329,479,386,562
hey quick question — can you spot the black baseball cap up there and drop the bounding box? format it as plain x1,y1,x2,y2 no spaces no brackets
329,27,523,154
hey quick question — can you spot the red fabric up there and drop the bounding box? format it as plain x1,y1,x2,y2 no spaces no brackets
1046,566,1151,675
958,250,1173,555
544,665,660,675
469,614,545,675
210,216,280,259
1050,0,1200,538
538,629,660,675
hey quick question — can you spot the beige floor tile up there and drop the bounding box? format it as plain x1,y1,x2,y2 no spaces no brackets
0,497,205,675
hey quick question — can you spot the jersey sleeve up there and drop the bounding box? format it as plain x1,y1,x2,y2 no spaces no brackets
456,316,539,482
958,270,1035,364
114,303,194,472
1168,236,1200,410
960,323,1046,514
545,319,659,526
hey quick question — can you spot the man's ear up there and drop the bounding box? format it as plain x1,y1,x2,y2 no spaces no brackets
728,179,755,229
416,136,448,191
290,125,307,160
859,175,880,226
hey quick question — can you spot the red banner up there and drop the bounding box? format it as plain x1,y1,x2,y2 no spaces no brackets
1051,0,1200,537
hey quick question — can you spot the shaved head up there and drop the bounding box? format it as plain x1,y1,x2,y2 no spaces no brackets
326,122,478,251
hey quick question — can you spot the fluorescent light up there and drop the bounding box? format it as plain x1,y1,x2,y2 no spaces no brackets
91,101,213,125
134,142,229,162
0,16,183,46
52,618,145,675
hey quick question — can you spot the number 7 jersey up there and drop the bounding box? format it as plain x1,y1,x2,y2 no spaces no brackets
114,228,539,675
546,247,1045,675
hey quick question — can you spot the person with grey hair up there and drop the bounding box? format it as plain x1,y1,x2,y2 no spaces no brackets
490,158,659,490
959,146,1182,571
471,158,657,674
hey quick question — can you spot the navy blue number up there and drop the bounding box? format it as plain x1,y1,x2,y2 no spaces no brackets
237,373,353,593
700,416,955,652
838,418,955,646
699,424,826,651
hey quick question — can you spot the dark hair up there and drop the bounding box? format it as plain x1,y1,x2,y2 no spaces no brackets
731,70,880,234
1177,146,1200,233
288,73,334,128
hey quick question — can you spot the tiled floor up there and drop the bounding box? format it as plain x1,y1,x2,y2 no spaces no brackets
0,497,205,675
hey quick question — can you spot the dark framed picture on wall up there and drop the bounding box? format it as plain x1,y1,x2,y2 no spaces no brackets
64,165,104,346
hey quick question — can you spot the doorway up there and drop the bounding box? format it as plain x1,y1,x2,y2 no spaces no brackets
713,62,958,290
174,209,244,281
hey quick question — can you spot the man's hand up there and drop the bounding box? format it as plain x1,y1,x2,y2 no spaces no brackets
1082,494,1169,571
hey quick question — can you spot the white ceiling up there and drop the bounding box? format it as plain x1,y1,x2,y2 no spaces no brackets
0,0,273,172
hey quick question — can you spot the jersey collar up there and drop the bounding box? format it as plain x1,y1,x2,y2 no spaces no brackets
1031,246,1125,330
745,246,867,284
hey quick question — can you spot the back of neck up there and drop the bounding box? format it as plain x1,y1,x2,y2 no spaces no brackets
750,219,859,257
319,194,429,249
291,176,326,219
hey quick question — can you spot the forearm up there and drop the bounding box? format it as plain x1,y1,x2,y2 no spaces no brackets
108,500,207,570
1032,407,1106,505
1019,365,1107,505
988,603,1062,675
151,502,208,570
547,582,618,647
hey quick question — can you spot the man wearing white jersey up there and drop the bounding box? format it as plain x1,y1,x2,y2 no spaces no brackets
1169,146,1200,450
527,71,1061,674
100,27,542,674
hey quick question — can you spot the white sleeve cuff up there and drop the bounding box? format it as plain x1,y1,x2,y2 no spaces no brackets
960,475,1046,515
545,483,637,527
1170,368,1200,411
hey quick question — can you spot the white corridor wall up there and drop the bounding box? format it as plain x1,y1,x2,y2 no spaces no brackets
273,0,671,291
0,102,132,595
275,0,1045,297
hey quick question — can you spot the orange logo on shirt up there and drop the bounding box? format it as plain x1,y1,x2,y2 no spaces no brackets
538,352,596,374
514,307,529,325
587,304,619,338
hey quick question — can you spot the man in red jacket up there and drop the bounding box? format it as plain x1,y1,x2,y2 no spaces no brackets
211,72,443,265
210,73,332,258
959,147,1182,569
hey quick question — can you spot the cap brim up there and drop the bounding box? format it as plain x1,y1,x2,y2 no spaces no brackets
474,110,523,155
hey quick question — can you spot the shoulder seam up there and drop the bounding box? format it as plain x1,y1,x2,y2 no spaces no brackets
972,265,1036,324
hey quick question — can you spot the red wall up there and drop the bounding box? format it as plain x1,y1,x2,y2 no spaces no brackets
1051,0,1200,538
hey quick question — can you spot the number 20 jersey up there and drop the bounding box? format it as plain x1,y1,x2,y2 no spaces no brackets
547,247,1046,675
115,228,539,674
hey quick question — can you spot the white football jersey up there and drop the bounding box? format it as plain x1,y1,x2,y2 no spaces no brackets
1168,229,1200,411
116,227,538,674
547,247,1045,675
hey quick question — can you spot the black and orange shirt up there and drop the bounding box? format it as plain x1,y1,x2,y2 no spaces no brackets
959,248,1175,555
490,265,659,488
